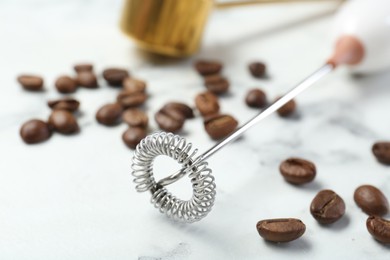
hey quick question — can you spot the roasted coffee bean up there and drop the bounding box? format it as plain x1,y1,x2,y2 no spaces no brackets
155,107,185,133
47,98,80,112
372,142,390,165
17,75,44,91
204,114,238,140
245,88,267,108
163,102,194,119
122,127,147,149
55,75,77,93
366,216,390,244
117,91,147,108
102,68,129,86
48,110,79,134
74,63,93,73
76,71,98,88
204,74,229,94
122,108,148,127
20,119,51,144
96,103,123,126
256,218,305,243
275,97,296,117
123,77,146,93
194,60,222,76
249,62,266,78
279,158,316,185
310,190,345,224
195,91,220,117
354,185,389,216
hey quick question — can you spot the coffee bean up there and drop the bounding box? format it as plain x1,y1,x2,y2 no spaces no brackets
194,60,222,76
204,75,229,95
256,218,306,243
366,216,390,244
354,185,389,216
275,97,296,117
279,158,316,185
117,90,147,108
102,68,129,86
74,63,93,73
245,88,267,108
122,127,147,149
76,71,98,88
163,102,194,119
249,62,266,78
204,114,238,140
47,98,80,112
310,190,345,224
55,75,77,93
48,110,79,134
96,103,123,126
17,75,44,91
195,91,220,117
372,142,390,165
155,107,185,133
123,77,146,93
122,108,148,128
20,119,51,144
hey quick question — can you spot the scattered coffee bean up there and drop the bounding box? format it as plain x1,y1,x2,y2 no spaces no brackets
76,71,98,88
47,98,80,112
122,108,148,128
310,190,345,224
17,75,44,91
194,60,222,76
195,91,220,117
249,62,266,78
366,215,390,244
122,127,147,149
372,142,390,165
20,119,51,144
204,114,238,140
275,97,296,117
74,63,93,73
279,158,316,185
103,68,129,86
354,185,389,216
163,102,194,119
48,110,79,134
117,90,147,108
245,88,267,108
96,103,123,126
155,107,185,133
123,77,146,93
204,74,229,95
55,75,77,94
256,218,305,243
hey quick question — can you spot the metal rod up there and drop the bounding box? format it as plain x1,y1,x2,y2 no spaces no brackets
198,63,334,161
157,63,334,187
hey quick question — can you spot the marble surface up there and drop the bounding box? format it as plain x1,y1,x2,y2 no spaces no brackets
1,0,390,259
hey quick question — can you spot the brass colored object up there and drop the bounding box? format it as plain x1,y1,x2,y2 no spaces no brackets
120,0,341,57
120,0,213,57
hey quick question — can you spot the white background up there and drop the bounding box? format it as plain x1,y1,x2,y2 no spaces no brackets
0,0,389,259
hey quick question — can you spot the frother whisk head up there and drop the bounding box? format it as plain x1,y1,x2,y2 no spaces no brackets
131,132,216,223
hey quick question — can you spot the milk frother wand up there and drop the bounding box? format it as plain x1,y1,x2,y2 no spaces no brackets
131,0,390,223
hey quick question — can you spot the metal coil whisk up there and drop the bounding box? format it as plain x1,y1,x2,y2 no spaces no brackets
132,132,216,223
131,63,334,223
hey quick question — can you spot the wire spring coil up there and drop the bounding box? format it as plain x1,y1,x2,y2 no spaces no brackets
131,132,216,223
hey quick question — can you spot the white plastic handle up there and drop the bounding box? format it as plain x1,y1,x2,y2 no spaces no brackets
332,0,390,73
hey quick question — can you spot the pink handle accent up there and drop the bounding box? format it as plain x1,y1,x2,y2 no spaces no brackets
327,35,365,68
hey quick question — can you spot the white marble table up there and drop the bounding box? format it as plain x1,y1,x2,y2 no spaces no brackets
1,0,389,259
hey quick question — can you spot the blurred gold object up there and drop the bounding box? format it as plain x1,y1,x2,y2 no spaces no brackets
120,0,341,57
